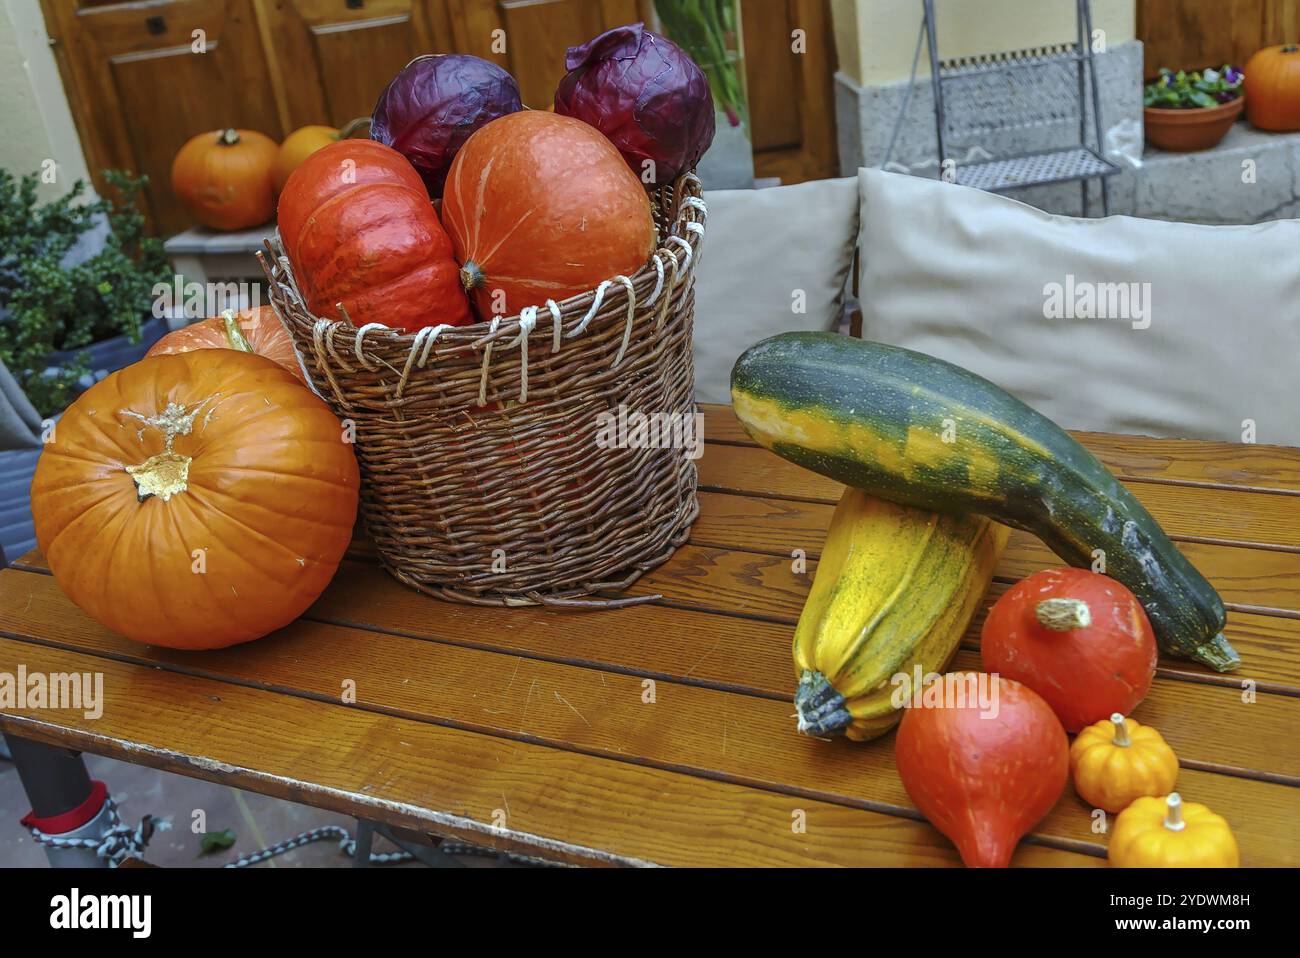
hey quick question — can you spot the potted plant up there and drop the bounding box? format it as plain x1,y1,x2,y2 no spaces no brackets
0,169,172,417
1143,65,1246,152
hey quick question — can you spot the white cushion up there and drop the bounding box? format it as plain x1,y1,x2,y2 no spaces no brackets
692,178,858,403
857,168,1300,445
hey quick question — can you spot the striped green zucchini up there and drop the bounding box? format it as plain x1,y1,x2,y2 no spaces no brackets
731,332,1238,672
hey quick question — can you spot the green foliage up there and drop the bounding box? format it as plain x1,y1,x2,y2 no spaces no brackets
0,169,171,415
1144,65,1244,109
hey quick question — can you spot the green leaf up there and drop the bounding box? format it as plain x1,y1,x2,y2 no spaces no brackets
198,828,237,855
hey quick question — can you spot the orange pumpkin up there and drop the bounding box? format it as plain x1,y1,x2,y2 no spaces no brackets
31,351,359,650
442,110,656,318
147,306,305,384
1244,44,1300,131
278,139,471,331
171,128,278,231
273,118,371,193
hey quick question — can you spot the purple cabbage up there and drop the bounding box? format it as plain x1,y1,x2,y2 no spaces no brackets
554,23,715,188
371,54,522,198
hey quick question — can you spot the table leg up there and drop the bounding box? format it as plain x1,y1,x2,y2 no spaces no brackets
7,734,110,868
352,819,375,867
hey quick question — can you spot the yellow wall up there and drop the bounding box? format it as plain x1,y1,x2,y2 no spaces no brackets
833,0,1136,85
1,0,91,201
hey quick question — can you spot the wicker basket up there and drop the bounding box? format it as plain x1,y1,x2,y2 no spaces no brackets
260,174,705,608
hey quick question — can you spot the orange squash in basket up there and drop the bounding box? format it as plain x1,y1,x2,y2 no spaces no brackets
441,111,656,318
31,351,359,650
277,139,471,331
146,306,305,384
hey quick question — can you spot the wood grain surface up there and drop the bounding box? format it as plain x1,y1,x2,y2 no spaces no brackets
2,405,1296,866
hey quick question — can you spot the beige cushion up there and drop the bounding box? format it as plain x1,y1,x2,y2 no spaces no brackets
693,178,858,403
858,168,1300,445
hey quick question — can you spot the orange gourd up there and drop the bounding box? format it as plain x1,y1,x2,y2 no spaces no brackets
1244,44,1300,131
273,119,371,193
895,673,1069,867
31,351,359,650
171,128,278,231
146,307,305,384
441,110,656,319
278,139,471,332
981,567,1157,732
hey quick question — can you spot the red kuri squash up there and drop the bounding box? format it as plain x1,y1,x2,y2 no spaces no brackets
31,351,359,650
277,139,471,331
171,128,278,231
895,673,1068,867
441,110,656,318
981,567,1158,732
146,306,305,384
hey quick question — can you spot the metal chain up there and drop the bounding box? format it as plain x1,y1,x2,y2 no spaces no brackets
24,795,168,867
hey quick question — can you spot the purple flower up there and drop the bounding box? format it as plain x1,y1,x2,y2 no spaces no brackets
1224,66,1243,84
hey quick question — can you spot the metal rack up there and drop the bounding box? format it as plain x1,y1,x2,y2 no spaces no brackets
922,0,1119,215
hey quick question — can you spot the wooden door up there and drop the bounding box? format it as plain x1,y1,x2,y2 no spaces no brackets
253,0,440,131
1137,0,1299,74
445,0,642,108
41,0,284,236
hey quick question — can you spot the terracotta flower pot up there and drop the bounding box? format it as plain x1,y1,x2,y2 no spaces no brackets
1144,96,1245,152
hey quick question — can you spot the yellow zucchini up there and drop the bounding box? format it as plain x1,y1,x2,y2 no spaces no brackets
794,487,1009,742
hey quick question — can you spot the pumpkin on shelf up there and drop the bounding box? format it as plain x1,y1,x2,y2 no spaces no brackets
1070,713,1179,813
171,128,278,231
273,118,371,193
31,351,359,650
146,306,305,384
1244,44,1300,131
277,139,471,332
1110,793,1239,867
441,110,656,319
981,567,1158,732
894,673,1069,867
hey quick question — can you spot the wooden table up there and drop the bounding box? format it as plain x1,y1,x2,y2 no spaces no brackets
2,405,1297,867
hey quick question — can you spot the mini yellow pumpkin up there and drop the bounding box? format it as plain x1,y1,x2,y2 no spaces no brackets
1109,793,1239,867
1071,713,1178,813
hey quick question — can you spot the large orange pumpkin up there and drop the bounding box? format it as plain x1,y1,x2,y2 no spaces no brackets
31,351,359,650
171,128,278,231
441,111,656,318
273,118,371,193
1244,44,1300,131
278,139,471,331
146,306,305,384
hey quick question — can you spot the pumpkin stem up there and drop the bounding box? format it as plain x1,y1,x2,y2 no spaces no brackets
126,451,192,503
794,669,853,736
221,309,254,353
1164,793,1186,832
460,261,487,293
1035,597,1092,631
1110,712,1132,747
217,128,241,146
337,117,372,140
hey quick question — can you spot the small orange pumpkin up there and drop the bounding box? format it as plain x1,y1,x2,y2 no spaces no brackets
171,128,278,231
31,351,359,650
147,307,305,384
273,118,371,193
1244,44,1300,131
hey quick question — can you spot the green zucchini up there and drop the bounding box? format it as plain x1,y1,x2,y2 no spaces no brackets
730,332,1238,672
